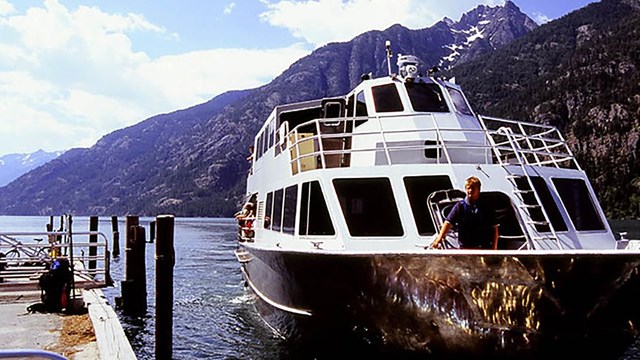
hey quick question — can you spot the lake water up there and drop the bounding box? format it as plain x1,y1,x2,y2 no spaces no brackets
1,216,640,359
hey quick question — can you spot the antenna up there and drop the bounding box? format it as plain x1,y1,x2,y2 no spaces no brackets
385,40,392,76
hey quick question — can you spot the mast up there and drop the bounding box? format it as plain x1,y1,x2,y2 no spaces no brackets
385,40,392,76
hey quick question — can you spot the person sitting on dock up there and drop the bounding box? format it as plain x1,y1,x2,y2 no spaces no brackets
429,176,499,250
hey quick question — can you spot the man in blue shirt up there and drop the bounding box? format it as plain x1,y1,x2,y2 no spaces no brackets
430,176,499,250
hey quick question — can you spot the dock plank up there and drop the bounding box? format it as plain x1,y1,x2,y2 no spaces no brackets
83,289,137,360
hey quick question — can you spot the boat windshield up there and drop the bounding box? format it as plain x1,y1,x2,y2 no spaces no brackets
405,82,449,113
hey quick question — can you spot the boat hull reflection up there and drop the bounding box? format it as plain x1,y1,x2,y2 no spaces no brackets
240,246,640,357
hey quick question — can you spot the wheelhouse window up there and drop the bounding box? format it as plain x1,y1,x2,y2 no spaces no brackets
446,87,473,116
299,181,335,236
333,178,403,237
356,91,368,116
403,176,453,235
405,82,449,113
552,178,605,231
372,84,404,113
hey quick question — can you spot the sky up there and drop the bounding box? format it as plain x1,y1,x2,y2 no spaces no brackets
0,0,597,157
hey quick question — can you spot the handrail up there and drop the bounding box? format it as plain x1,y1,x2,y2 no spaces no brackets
0,229,111,288
480,115,580,170
498,127,563,250
281,113,579,173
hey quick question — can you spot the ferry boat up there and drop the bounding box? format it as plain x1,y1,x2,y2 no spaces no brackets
235,43,640,356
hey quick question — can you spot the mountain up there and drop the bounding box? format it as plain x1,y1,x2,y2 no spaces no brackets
0,89,251,216
0,150,64,187
447,0,640,219
440,0,537,69
0,2,541,216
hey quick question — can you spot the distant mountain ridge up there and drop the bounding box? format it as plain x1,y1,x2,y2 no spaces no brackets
8,1,635,217
0,150,63,187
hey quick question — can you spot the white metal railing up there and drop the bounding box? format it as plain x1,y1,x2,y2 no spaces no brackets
479,115,581,170
0,230,111,288
283,113,580,174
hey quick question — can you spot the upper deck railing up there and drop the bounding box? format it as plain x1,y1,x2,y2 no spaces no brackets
281,113,580,174
479,115,582,171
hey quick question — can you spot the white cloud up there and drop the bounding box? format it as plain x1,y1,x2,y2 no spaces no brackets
532,12,551,24
0,0,309,155
224,2,236,15
0,0,14,15
137,44,310,106
260,0,505,47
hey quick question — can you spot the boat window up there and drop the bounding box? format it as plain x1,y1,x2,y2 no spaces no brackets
299,181,335,236
514,177,568,232
261,129,268,156
324,102,342,118
333,178,403,237
356,91,368,116
446,87,473,116
272,189,284,232
403,176,453,235
283,185,298,235
424,140,440,159
257,133,262,159
264,192,273,229
552,178,605,231
372,84,404,113
267,120,274,150
256,134,262,160
405,82,449,113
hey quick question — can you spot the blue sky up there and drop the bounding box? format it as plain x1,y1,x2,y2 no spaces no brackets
0,0,597,157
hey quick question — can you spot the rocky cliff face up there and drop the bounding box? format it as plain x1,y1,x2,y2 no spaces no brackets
441,1,538,68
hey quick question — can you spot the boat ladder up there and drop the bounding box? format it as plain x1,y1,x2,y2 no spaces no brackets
493,127,562,250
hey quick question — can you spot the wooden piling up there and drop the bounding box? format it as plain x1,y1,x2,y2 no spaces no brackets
67,215,76,297
89,216,98,270
121,216,147,315
155,215,175,360
111,216,120,257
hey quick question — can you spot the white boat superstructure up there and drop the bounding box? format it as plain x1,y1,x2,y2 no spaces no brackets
245,53,627,254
